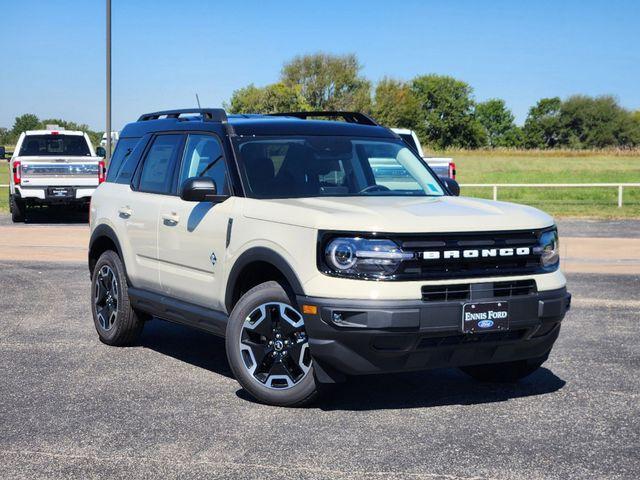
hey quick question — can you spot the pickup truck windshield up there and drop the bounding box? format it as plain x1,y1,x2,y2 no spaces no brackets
19,135,91,157
235,136,444,199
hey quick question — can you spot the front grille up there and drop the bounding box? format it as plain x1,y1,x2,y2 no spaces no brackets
422,284,471,302
421,279,537,302
493,279,537,297
418,330,525,348
397,229,545,280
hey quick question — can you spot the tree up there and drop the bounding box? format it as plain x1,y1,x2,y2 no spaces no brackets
227,83,310,114
227,53,372,114
373,78,421,130
475,99,519,147
523,97,562,148
410,75,485,149
11,114,40,137
282,53,371,112
557,95,640,148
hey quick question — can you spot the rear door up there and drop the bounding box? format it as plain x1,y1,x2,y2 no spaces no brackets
157,132,235,310
122,133,185,291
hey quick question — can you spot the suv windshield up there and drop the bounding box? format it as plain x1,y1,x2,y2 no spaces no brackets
19,135,91,157
235,136,444,199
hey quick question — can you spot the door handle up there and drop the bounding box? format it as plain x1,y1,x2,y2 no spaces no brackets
118,206,133,218
161,212,180,226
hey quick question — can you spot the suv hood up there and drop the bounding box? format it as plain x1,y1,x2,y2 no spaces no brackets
242,196,554,233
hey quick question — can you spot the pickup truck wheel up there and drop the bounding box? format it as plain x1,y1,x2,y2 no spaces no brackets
91,250,144,346
10,195,25,223
226,281,319,407
460,353,549,383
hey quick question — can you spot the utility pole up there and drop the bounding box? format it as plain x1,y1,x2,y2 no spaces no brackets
106,0,112,161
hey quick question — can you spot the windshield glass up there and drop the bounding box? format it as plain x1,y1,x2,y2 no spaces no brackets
19,135,91,157
234,136,444,199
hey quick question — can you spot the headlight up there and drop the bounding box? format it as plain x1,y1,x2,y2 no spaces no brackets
537,229,560,270
324,237,413,278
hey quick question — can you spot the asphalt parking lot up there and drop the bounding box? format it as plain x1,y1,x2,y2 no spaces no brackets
1,213,639,479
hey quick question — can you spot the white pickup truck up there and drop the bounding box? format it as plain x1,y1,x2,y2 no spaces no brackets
8,128,106,222
391,128,456,179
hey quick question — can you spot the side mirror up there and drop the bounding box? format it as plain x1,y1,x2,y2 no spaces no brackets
96,146,106,158
440,176,460,196
0,147,5,159
180,177,223,202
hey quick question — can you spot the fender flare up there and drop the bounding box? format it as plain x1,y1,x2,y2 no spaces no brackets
88,224,125,275
225,247,305,312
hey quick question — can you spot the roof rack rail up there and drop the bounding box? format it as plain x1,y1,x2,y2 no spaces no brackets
137,108,228,122
269,111,379,126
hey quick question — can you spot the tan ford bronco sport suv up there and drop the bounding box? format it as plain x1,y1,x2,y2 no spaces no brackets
88,109,571,406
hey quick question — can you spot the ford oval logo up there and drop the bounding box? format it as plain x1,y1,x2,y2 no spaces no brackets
478,320,494,329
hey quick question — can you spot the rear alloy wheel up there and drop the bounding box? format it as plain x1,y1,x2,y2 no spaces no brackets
91,250,145,346
226,281,319,406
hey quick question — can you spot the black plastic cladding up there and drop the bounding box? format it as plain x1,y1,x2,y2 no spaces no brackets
317,227,559,281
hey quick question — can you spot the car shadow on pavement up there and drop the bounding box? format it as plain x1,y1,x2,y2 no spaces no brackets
138,318,234,379
234,365,565,409
313,367,566,411
21,206,89,224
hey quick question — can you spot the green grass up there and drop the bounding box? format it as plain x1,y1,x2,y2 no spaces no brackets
1,150,639,218
452,152,640,218
1,158,8,212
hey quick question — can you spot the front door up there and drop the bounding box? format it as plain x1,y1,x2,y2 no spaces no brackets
157,133,235,310
125,133,184,291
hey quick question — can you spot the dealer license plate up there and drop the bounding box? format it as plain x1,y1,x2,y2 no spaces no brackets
462,301,509,333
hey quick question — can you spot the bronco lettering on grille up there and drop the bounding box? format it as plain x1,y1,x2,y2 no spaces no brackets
422,247,531,261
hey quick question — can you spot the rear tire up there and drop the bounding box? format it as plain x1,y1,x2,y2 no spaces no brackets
10,195,25,223
91,250,144,346
460,353,549,383
226,281,320,407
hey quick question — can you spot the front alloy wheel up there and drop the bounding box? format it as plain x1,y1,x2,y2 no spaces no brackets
240,302,312,389
226,281,320,406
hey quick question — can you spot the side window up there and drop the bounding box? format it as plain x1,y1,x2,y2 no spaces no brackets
179,134,229,195
106,138,139,182
138,135,184,194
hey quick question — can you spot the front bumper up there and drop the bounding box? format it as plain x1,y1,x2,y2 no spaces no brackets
298,287,571,377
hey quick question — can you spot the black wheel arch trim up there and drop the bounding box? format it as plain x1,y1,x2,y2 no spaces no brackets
225,247,305,313
88,224,126,277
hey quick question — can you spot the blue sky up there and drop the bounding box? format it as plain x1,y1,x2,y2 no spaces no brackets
1,0,638,132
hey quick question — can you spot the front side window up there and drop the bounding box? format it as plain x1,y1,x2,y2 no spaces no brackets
138,134,183,194
179,134,229,195
235,136,444,199
19,135,91,157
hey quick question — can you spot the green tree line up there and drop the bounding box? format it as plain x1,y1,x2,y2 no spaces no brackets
227,53,640,150
0,114,102,148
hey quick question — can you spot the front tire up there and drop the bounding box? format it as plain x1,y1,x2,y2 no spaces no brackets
226,281,319,407
460,353,549,383
91,250,144,346
10,195,25,223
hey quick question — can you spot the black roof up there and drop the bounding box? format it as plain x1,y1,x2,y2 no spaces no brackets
120,110,397,139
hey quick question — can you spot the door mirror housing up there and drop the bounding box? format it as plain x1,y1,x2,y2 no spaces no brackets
0,146,5,159
96,146,106,158
440,176,460,196
180,177,226,202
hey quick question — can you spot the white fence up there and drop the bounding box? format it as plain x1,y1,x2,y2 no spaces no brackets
459,183,640,207
1,182,639,207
